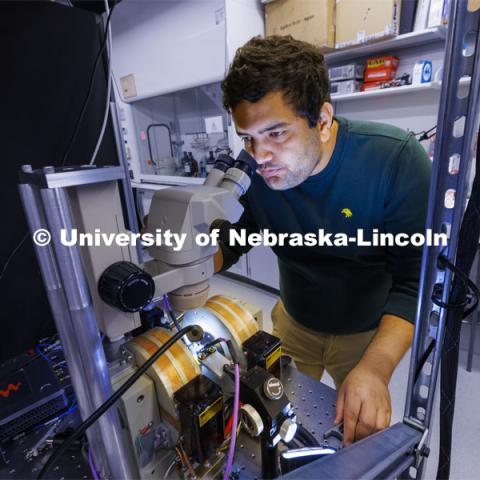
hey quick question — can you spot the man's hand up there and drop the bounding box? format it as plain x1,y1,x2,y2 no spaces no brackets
334,314,414,446
334,363,391,446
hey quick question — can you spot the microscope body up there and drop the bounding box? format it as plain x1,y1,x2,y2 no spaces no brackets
142,184,243,310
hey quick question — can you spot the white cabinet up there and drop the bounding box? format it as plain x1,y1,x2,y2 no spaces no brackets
111,0,227,101
247,246,280,289
111,0,264,185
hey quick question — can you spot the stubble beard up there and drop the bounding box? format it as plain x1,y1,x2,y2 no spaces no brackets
262,133,322,191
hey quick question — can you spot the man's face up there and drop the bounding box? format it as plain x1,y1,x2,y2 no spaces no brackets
233,91,323,190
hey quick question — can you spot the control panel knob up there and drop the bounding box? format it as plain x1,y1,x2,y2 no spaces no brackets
98,261,155,313
263,377,284,401
240,404,264,438
279,418,297,443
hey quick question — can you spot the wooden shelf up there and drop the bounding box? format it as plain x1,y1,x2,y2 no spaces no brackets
325,27,447,64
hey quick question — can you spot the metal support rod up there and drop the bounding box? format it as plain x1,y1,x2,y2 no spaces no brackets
403,0,480,477
18,175,109,476
39,184,138,479
261,439,279,479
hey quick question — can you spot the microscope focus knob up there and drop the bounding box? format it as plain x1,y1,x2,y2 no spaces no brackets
279,418,297,443
98,261,155,313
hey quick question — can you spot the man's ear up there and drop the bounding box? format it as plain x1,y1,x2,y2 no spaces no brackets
317,102,334,143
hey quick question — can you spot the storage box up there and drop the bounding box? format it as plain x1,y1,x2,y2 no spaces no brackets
361,81,384,92
265,0,335,50
364,55,399,82
331,80,362,95
427,0,450,27
329,64,365,82
335,0,401,49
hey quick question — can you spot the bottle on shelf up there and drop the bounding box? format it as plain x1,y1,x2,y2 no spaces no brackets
206,150,216,174
182,152,192,177
199,156,206,178
188,152,199,177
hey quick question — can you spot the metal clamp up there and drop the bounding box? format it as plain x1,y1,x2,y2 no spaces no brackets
323,422,344,443
414,428,429,468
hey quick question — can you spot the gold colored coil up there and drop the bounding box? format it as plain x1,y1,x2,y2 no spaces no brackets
205,295,258,346
128,327,200,420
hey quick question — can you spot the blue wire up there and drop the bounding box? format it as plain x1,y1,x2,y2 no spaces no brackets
32,401,78,431
59,401,78,419
36,345,67,369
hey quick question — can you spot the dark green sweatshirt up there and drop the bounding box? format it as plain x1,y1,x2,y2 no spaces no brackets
219,116,432,334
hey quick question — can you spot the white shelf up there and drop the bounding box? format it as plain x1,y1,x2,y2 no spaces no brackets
331,82,441,102
325,27,447,65
331,76,472,102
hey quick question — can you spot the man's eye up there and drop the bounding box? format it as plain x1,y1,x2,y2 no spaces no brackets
270,131,286,139
241,137,252,143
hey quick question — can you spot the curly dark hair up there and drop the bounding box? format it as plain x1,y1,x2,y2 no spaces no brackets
221,35,331,128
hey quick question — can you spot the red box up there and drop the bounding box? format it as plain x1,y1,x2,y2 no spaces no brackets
364,55,399,82
360,81,384,92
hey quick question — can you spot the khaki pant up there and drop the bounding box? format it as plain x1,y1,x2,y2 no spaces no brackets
271,299,377,389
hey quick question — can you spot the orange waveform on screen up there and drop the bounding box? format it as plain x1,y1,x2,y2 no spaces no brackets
0,382,22,398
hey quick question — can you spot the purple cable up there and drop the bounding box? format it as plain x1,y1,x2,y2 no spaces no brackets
223,363,240,480
88,447,100,480
163,294,181,331
163,293,172,311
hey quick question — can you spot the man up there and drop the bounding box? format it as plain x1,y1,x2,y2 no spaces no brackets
215,35,431,446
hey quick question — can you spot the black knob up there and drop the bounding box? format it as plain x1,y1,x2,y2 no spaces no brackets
98,261,155,313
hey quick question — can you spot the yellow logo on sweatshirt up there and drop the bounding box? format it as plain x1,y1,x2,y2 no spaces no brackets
341,208,353,218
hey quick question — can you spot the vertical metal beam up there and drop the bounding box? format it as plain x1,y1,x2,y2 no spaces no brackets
18,172,109,476
38,184,138,479
403,0,480,477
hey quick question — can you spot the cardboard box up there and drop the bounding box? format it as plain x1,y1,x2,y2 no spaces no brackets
413,0,431,31
335,0,401,49
427,0,450,27
265,0,335,50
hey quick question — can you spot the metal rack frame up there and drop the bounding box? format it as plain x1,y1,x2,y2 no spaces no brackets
403,1,480,477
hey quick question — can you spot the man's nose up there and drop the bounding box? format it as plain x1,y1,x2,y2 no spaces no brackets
254,145,273,166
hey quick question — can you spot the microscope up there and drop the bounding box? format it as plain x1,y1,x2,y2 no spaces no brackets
17,150,339,480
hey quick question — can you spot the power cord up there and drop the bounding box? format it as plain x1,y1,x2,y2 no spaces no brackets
61,1,117,166
0,233,28,285
412,124,437,141
414,254,480,384
89,0,114,165
432,255,480,318
37,324,203,480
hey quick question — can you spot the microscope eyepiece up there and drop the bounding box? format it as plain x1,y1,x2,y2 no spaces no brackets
214,153,235,172
233,149,257,178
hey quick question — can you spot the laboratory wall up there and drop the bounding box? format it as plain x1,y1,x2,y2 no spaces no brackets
0,1,118,361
